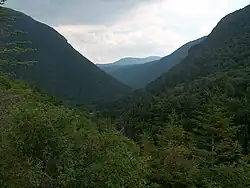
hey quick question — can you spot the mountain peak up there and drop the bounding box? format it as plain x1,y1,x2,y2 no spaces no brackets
1,7,131,106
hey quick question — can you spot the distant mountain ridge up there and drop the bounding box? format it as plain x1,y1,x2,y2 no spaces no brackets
1,7,131,106
99,37,206,89
105,56,162,66
97,56,161,76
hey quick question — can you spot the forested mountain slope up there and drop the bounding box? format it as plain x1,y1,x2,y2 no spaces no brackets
0,7,131,106
147,5,250,92
99,4,250,187
0,5,147,187
120,4,250,140
104,37,206,88
0,73,150,187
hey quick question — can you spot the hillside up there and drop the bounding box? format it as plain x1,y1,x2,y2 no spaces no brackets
147,6,250,92
0,72,151,187
0,7,131,106
100,4,250,187
118,4,250,140
103,37,206,88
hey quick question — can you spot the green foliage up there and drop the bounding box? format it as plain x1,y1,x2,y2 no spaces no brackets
0,74,148,187
1,5,146,186
100,4,250,188
2,1,250,188
0,5,33,72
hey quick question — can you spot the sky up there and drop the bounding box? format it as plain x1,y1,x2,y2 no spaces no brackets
5,0,250,64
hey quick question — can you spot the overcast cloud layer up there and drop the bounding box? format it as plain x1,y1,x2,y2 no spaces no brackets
6,0,250,64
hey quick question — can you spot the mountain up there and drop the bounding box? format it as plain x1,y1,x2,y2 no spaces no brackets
116,4,250,138
101,56,161,67
99,4,250,187
147,5,250,92
0,7,131,106
0,7,147,186
102,37,206,89
2,4,250,188
97,56,161,77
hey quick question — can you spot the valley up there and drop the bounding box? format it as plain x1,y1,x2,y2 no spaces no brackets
1,1,250,187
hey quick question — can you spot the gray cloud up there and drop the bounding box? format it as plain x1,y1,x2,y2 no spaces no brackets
5,0,153,25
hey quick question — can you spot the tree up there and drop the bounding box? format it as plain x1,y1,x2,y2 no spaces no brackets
192,104,243,166
0,75,150,187
0,1,34,73
0,0,6,5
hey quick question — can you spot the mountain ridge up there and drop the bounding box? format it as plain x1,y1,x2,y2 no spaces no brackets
1,7,132,106
99,37,206,89
98,56,161,66
114,4,250,139
2,3,250,188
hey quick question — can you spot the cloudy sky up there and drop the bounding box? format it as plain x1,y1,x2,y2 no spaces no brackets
5,0,250,64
